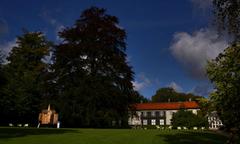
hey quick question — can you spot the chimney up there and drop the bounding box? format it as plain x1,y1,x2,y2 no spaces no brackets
168,98,170,102
189,98,192,102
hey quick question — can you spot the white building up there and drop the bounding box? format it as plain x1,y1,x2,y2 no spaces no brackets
208,111,223,129
128,101,200,126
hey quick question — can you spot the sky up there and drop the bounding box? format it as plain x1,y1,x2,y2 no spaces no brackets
0,0,229,99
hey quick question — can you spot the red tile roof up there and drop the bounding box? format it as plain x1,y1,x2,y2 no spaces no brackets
133,101,199,110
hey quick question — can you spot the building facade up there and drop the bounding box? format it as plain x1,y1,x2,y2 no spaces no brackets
128,101,200,126
207,111,223,129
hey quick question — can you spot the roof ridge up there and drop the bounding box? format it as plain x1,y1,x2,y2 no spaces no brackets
137,101,197,104
133,101,199,110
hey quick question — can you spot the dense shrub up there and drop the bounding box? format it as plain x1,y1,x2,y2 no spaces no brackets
171,110,208,129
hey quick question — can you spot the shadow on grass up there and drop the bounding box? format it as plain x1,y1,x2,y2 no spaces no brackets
158,131,228,144
0,127,78,139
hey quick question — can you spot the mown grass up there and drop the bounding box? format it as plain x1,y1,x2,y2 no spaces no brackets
0,127,228,144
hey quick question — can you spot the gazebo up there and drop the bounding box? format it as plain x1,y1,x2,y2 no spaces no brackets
38,104,58,127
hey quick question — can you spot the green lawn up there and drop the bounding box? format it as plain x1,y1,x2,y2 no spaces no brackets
0,127,228,144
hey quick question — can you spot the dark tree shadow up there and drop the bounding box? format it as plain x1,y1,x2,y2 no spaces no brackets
158,131,228,144
0,127,78,139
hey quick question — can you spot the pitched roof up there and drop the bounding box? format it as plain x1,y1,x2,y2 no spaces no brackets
133,101,199,110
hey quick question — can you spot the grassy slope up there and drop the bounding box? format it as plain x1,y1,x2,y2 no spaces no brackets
0,128,227,144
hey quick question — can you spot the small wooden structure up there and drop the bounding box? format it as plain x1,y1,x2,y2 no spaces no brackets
38,104,58,126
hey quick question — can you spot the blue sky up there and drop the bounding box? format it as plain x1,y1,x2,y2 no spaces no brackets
0,0,228,98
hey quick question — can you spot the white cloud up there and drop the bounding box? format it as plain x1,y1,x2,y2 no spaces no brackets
126,55,132,63
55,25,65,42
132,73,151,91
0,39,17,58
170,28,228,79
168,82,182,92
190,83,213,96
132,81,145,91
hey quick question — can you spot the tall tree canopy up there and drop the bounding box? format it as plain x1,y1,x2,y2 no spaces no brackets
0,50,5,86
0,50,4,64
0,32,51,124
207,43,240,134
0,51,6,116
213,0,240,41
52,7,135,127
151,87,202,102
133,91,149,103
209,0,240,141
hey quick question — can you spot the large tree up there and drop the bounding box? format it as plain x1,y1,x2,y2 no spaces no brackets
207,44,240,139
213,0,240,41
0,32,51,125
52,7,135,127
209,0,240,142
0,50,5,86
0,51,6,121
0,50,3,63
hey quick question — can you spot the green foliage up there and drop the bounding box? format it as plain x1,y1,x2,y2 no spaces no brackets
196,98,215,117
52,7,135,127
0,51,7,118
0,31,51,124
0,50,5,86
211,1,240,142
151,87,202,102
213,0,240,41
207,43,240,133
132,91,149,103
171,110,208,129
0,50,4,64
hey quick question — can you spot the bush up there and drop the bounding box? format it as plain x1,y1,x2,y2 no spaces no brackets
171,110,208,129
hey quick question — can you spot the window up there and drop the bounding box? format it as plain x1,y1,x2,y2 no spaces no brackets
143,120,147,125
151,111,155,117
151,119,156,125
147,112,151,117
160,111,164,117
160,119,164,125
143,112,147,117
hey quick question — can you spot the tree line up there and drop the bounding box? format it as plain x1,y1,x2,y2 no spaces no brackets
0,7,143,128
151,87,202,103
0,1,239,140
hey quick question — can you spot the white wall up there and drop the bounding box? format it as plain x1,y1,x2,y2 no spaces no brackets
128,108,199,126
165,110,177,125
